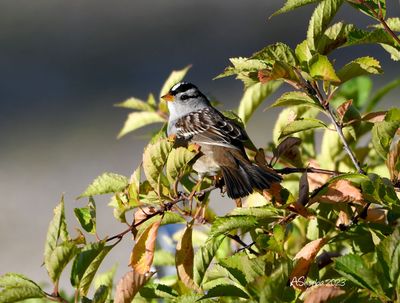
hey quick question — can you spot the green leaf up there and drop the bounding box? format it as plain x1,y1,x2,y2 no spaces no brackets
117,111,165,139
94,264,117,301
361,173,400,206
337,56,382,83
251,42,298,66
166,147,198,184
372,119,400,160
135,212,185,240
218,253,265,284
316,22,355,55
71,241,114,296
295,40,312,69
47,241,79,283
215,57,267,84
92,285,109,303
334,254,386,296
74,198,96,234
193,235,225,287
267,91,323,111
44,196,69,276
348,0,386,19
307,0,344,50
0,273,46,303
114,96,155,111
139,283,178,299
78,173,128,199
153,250,175,266
201,280,249,299
309,54,341,83
380,44,400,61
142,139,173,191
238,81,282,124
271,0,320,17
210,215,258,238
279,118,327,140
335,76,372,109
377,229,400,283
159,66,191,100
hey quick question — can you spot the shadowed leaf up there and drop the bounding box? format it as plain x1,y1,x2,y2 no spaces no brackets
114,270,152,303
303,285,345,303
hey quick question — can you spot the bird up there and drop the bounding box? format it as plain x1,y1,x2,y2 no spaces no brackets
162,82,282,199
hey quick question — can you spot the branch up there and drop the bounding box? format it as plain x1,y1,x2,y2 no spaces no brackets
106,185,217,243
227,234,259,256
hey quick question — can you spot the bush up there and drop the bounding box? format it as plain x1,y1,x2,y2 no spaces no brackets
1,0,400,302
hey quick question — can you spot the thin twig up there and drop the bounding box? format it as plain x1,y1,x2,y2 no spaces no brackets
358,0,400,45
227,234,259,256
44,292,69,303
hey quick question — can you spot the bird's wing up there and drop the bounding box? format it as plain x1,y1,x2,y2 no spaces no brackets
174,107,248,148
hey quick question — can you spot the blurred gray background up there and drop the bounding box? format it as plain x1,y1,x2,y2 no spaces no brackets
1,0,399,294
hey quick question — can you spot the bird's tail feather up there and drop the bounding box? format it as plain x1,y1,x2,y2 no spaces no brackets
220,161,282,199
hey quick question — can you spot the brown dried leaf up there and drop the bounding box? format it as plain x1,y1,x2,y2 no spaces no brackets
336,100,352,122
336,210,350,228
362,111,387,123
310,180,363,204
307,160,330,191
176,222,200,292
366,208,387,224
130,219,161,274
298,171,309,206
263,183,284,205
304,285,345,303
114,270,152,303
289,238,327,290
274,137,302,167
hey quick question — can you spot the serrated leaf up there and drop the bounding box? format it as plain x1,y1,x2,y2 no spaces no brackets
176,223,199,291
135,212,185,240
279,118,327,140
258,61,299,84
215,57,267,80
114,270,151,303
193,235,225,288
337,56,382,83
0,273,46,303
201,278,250,299
71,241,114,296
78,173,128,199
295,40,312,69
334,254,386,296
238,81,282,124
142,139,173,191
252,42,298,66
117,111,165,139
307,0,344,50
271,0,319,17
316,22,356,55
74,198,96,234
219,253,265,285
309,54,340,83
139,283,178,299
381,43,400,61
303,285,345,303
114,97,155,111
268,91,323,111
46,241,79,283
166,147,198,184
130,220,161,274
372,120,400,160
210,215,258,238
371,17,400,32
44,196,69,275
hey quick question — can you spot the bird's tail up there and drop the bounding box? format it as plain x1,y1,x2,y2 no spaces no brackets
220,160,282,199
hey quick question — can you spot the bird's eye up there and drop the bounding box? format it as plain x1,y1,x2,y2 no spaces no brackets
180,94,189,100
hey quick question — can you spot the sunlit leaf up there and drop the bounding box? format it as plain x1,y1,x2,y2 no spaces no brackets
130,220,161,274
0,273,46,303
295,40,312,69
267,91,323,112
271,0,320,17
307,0,344,50
142,139,173,192
316,22,355,54
78,173,128,199
279,118,327,140
44,196,69,277
114,96,155,111
309,54,340,83
347,0,386,19
337,56,382,83
251,42,298,66
166,147,198,184
372,110,400,160
117,111,165,139
209,215,258,238
47,241,79,284
114,270,152,303
176,223,200,291
238,81,282,124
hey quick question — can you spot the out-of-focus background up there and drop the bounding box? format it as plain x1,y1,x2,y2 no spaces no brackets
1,0,399,293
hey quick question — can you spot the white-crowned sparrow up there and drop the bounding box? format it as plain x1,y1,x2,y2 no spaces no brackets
162,82,282,199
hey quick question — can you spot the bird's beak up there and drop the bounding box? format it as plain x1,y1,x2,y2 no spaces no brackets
161,93,174,102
